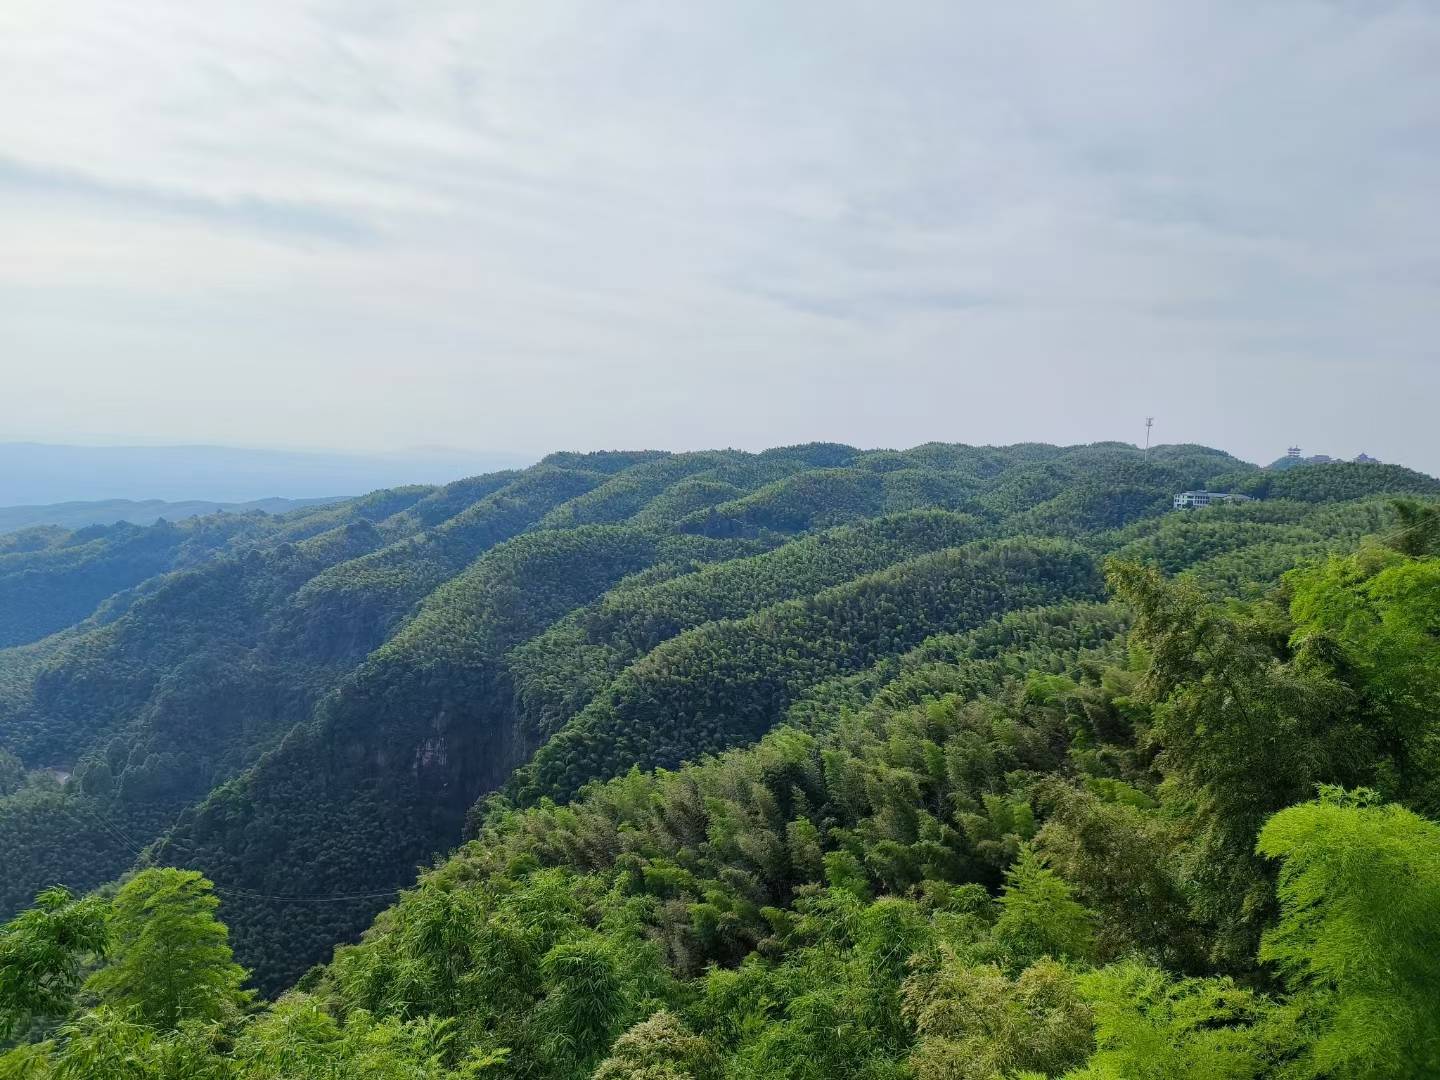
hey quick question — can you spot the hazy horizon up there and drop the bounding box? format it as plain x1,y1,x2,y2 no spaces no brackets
4,3,1437,473
7,434,1432,512
0,441,538,504
1,431,1415,475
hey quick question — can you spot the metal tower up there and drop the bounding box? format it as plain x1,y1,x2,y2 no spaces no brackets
1144,417,1154,451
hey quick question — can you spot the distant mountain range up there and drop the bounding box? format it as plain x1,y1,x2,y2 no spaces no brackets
0,442,537,506
0,496,347,535
1267,450,1383,470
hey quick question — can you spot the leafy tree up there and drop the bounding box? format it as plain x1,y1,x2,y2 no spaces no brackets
993,846,1095,966
0,751,23,799
532,937,632,1076
85,870,247,1031
1256,788,1440,1079
902,955,1092,1080
1066,961,1266,1080
0,887,107,1041
1036,784,1201,969
1105,559,1362,964
592,1011,722,1080
1286,547,1440,805
1385,498,1440,556
233,997,496,1080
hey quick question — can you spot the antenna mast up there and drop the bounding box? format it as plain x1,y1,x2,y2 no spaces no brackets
1144,417,1154,451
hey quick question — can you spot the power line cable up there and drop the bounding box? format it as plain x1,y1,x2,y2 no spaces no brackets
210,883,402,904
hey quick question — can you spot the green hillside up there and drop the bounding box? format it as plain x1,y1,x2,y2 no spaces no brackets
1,442,1437,1068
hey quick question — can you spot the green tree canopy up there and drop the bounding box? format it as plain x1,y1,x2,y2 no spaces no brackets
84,869,247,1031
0,886,107,1042
993,845,1095,966
1257,788,1440,1079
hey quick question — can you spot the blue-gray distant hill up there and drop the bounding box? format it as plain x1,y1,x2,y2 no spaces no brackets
0,442,536,505
0,497,346,535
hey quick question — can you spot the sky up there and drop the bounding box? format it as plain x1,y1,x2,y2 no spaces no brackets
2,1,1437,472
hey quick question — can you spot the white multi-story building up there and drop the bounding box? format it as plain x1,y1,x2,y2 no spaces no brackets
1173,491,1254,510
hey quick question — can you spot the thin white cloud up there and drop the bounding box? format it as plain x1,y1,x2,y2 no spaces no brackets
0,0,1436,469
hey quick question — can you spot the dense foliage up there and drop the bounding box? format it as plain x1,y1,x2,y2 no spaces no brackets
1,440,1436,1031
3,500,1438,1077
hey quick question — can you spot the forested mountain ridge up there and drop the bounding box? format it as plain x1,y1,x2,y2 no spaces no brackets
1,441,1436,1013
2,462,1437,1078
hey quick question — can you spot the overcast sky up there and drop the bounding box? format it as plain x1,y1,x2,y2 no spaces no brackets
2,1,1437,471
